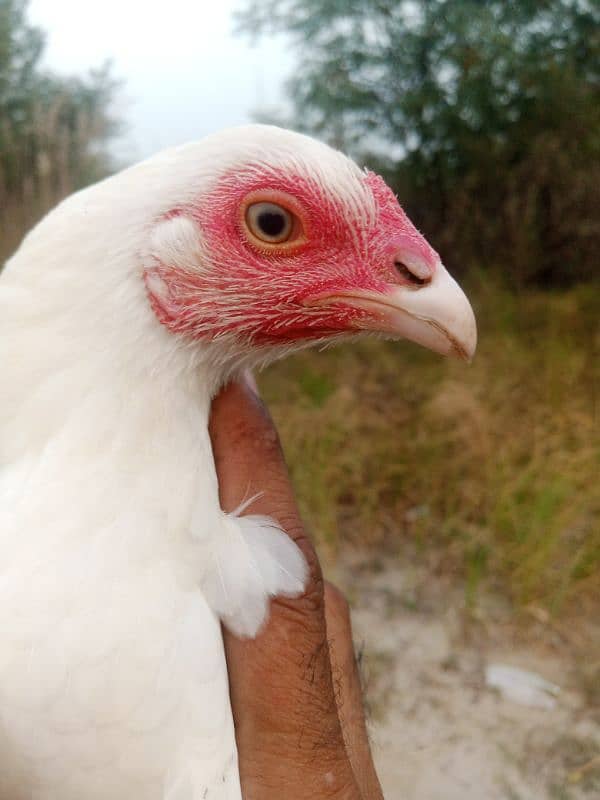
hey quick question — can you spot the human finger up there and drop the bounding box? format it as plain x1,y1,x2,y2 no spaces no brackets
325,583,384,800
209,377,361,799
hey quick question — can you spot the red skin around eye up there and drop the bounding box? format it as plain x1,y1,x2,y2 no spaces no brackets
145,167,440,345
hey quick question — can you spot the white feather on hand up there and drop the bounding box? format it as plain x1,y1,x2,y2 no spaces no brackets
201,510,308,638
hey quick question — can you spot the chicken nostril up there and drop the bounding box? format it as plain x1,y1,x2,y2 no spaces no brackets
394,260,430,287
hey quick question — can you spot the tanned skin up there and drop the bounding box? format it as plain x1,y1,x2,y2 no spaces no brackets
210,376,384,800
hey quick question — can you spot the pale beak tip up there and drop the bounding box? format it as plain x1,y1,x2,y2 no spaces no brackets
450,310,477,363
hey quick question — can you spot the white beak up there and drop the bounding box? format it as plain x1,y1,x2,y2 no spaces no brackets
310,263,477,361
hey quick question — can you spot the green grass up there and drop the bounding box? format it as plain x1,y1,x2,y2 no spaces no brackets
259,278,600,617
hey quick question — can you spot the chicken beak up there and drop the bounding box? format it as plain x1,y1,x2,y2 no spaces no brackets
311,262,477,360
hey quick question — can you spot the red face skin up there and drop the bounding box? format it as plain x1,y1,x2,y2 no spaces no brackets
145,167,440,347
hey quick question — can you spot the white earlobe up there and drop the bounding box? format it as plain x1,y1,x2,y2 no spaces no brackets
148,215,209,272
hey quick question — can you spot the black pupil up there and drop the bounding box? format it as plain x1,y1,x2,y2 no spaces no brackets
257,210,286,237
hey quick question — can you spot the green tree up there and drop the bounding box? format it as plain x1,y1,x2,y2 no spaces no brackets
237,0,600,286
0,0,121,261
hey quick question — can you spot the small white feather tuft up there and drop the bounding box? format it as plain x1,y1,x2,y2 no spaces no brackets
148,215,209,274
201,513,308,638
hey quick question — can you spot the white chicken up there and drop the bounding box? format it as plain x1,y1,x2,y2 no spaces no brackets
0,125,476,799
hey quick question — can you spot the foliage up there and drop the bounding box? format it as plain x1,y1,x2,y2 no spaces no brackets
0,0,121,262
259,281,600,616
236,0,600,286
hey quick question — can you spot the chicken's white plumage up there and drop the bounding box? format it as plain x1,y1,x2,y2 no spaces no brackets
0,127,325,798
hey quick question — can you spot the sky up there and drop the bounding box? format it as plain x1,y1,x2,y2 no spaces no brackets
28,0,292,163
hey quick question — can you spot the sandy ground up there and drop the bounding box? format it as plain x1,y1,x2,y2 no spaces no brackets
329,553,600,800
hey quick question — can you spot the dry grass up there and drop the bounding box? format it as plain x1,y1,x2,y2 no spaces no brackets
259,277,599,618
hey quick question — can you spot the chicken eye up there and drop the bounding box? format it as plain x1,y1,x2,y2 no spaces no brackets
245,202,293,244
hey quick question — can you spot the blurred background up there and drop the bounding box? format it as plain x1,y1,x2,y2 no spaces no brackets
1,1,598,797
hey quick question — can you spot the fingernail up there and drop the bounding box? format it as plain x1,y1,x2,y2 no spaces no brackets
243,369,260,395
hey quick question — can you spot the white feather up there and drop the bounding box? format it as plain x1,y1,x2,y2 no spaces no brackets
201,512,308,638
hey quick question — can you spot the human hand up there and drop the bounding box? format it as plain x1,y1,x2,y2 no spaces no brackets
209,376,384,800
